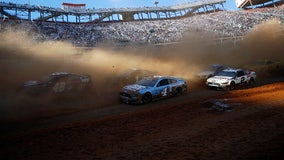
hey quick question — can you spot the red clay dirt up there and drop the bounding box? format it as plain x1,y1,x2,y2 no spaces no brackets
1,79,284,160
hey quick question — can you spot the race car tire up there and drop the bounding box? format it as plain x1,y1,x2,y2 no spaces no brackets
229,81,236,90
249,78,255,85
175,87,183,96
142,92,152,104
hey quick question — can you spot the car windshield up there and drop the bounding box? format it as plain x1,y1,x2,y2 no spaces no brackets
215,70,236,77
136,78,157,87
41,74,54,82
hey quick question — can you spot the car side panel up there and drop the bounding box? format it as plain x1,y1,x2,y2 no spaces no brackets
153,84,172,100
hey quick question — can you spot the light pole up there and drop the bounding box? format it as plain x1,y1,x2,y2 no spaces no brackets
154,1,159,7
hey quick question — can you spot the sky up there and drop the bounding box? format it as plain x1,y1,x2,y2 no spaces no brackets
4,0,238,10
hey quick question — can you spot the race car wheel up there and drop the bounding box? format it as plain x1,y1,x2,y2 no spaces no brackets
175,87,183,96
249,78,255,85
142,92,152,104
229,82,236,90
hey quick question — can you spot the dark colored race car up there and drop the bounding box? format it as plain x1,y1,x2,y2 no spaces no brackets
119,76,187,104
196,64,226,80
22,72,92,95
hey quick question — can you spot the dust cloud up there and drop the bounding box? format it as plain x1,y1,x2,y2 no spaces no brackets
241,18,284,62
0,18,284,121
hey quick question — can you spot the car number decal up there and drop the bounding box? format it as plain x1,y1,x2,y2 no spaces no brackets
53,82,66,93
161,88,168,96
241,77,245,83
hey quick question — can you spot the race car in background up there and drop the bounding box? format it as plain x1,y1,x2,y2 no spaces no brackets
196,64,226,80
120,76,187,104
206,68,256,90
22,72,92,95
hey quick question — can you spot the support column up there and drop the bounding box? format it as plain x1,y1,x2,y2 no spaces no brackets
28,10,31,20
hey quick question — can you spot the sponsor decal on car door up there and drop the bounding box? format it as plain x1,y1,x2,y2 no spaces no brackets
154,79,170,98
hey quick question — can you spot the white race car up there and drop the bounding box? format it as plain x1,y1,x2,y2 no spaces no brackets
206,68,256,90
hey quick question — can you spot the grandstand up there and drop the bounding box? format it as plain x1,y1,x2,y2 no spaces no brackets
0,1,284,47
0,0,225,23
236,0,284,8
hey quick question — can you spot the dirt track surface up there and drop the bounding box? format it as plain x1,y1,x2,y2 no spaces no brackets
1,77,284,160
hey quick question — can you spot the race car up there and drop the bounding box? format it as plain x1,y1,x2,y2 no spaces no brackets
206,68,256,90
119,76,187,104
196,64,226,80
22,72,92,95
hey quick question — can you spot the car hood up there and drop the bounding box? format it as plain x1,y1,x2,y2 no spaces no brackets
207,76,232,82
23,80,43,87
122,84,147,92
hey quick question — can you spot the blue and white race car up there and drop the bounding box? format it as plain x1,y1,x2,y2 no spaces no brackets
119,76,187,104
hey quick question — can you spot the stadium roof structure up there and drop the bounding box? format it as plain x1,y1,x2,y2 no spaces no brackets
235,0,283,8
0,0,226,23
